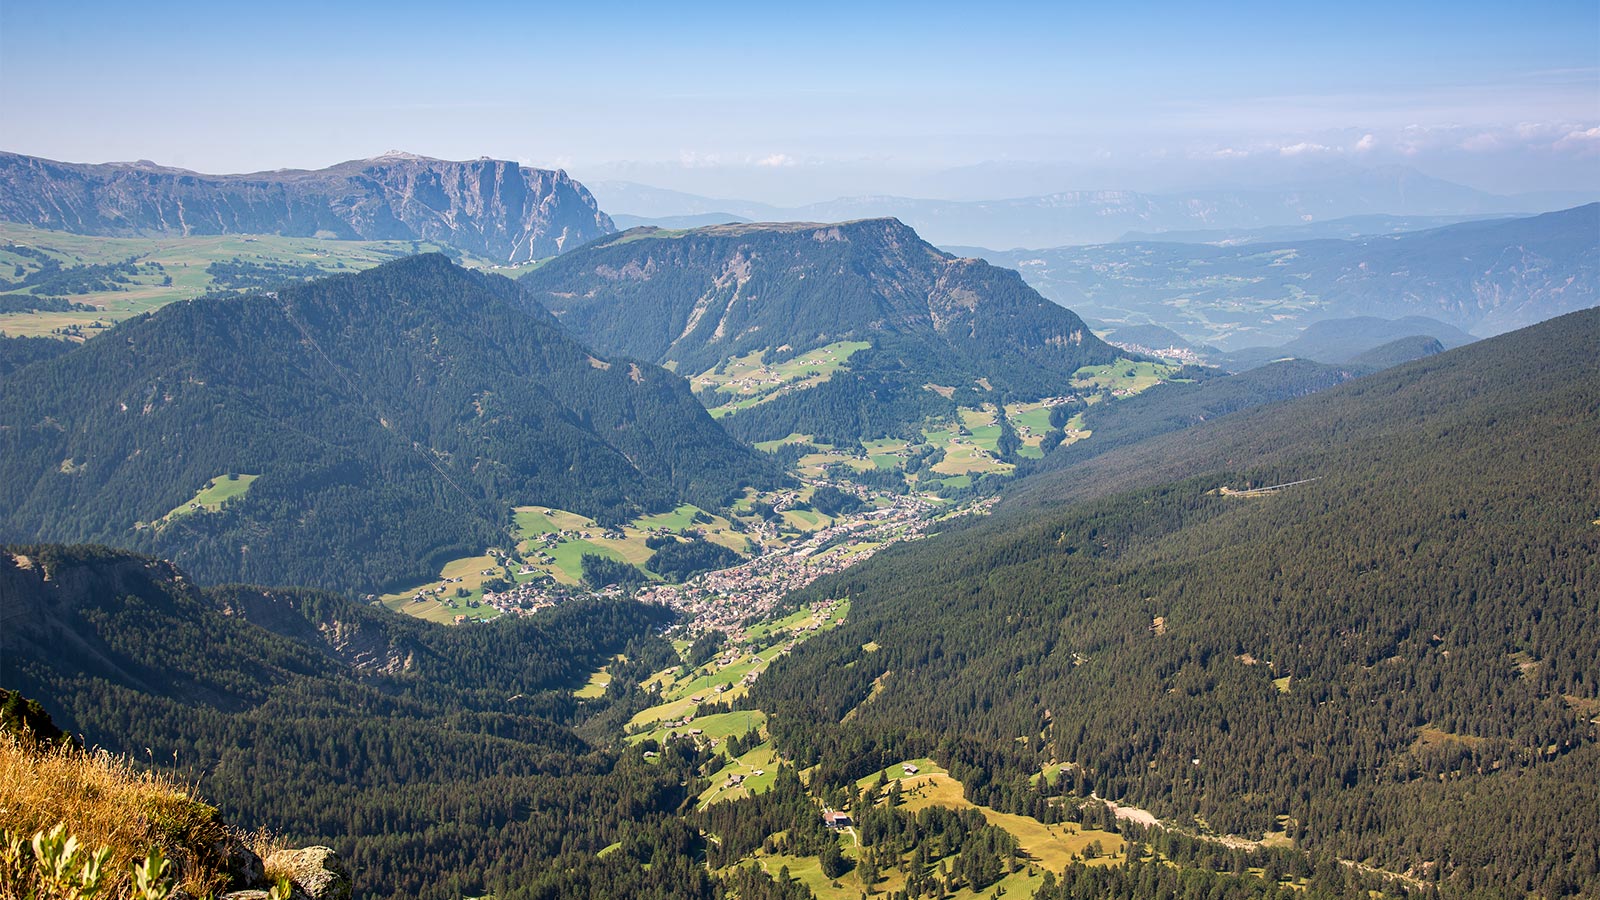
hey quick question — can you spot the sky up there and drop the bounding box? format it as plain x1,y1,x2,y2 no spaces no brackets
2,0,1597,204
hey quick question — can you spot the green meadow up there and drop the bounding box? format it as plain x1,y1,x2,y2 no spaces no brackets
0,223,529,338
142,474,258,529
693,340,871,417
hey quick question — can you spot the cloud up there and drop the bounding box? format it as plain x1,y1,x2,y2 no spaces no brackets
1354,133,1376,152
1554,126,1600,154
1278,141,1331,156
756,153,796,168
1459,131,1503,152
677,150,726,168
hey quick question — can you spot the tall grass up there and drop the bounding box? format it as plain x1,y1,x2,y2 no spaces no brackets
0,733,277,898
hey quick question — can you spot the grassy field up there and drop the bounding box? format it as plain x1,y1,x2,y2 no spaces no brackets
750,433,817,453
694,340,870,417
1003,398,1084,458
627,602,849,734
861,438,909,470
1030,761,1073,787
854,757,947,787
515,503,749,585
385,502,756,625
628,709,767,749
574,666,613,699
879,766,1126,871
0,223,534,339
379,553,506,624
626,645,787,733
697,742,779,808
740,759,1123,899
143,473,258,528
1072,359,1180,394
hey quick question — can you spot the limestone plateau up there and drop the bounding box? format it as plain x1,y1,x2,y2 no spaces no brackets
0,150,615,262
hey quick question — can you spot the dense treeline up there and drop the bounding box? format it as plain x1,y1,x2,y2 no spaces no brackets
205,258,330,290
724,354,958,444
646,536,742,582
751,309,1600,898
0,293,98,313
0,334,71,376
582,552,649,589
0,255,775,593
1027,359,1361,476
0,249,163,297
0,543,722,900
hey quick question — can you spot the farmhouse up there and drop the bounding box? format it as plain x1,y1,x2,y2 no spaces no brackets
823,811,852,829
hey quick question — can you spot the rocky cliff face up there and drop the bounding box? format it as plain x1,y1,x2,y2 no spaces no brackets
523,217,1117,376
0,151,615,262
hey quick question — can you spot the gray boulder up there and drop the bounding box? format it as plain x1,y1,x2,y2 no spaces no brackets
264,846,351,900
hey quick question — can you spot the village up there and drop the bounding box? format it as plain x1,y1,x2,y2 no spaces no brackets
635,491,942,633
469,482,955,632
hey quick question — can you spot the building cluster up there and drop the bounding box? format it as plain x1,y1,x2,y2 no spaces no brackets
466,481,967,630
638,488,941,632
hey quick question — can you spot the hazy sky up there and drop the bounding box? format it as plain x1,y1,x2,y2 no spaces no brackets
2,0,1596,203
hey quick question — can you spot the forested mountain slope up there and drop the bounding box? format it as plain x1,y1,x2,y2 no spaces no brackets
1029,359,1366,475
0,543,715,900
751,308,1600,898
0,255,773,593
521,219,1119,441
0,151,614,262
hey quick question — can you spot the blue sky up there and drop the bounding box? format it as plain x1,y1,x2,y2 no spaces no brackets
2,0,1596,202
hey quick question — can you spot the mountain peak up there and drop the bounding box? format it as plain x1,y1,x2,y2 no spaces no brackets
522,216,1117,440
0,254,771,592
372,149,433,162
0,151,615,262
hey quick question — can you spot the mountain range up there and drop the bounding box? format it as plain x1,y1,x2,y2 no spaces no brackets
519,218,1120,441
0,151,615,262
1213,316,1477,370
0,254,772,593
12,304,1591,900
588,167,1596,249
972,204,1600,349
753,307,1600,899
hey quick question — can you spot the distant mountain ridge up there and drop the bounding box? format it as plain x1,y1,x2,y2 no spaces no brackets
0,151,615,262
0,255,772,592
1111,212,1517,245
520,218,1120,439
590,167,1595,249
1216,316,1477,370
974,205,1600,348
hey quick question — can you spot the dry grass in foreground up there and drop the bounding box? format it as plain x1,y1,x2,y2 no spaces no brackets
0,732,278,898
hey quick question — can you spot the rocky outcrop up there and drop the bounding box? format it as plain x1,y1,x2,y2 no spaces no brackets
218,846,349,900
262,847,352,900
0,151,615,262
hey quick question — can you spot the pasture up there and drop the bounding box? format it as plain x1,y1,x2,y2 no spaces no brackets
693,340,870,417
0,223,524,339
144,473,258,529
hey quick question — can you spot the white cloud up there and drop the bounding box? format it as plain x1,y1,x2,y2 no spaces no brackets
1554,126,1600,154
1278,141,1330,156
677,150,725,168
1354,133,1376,152
756,153,796,168
1460,132,1503,152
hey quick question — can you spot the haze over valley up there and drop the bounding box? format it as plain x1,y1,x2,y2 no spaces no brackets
1,3,1597,900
